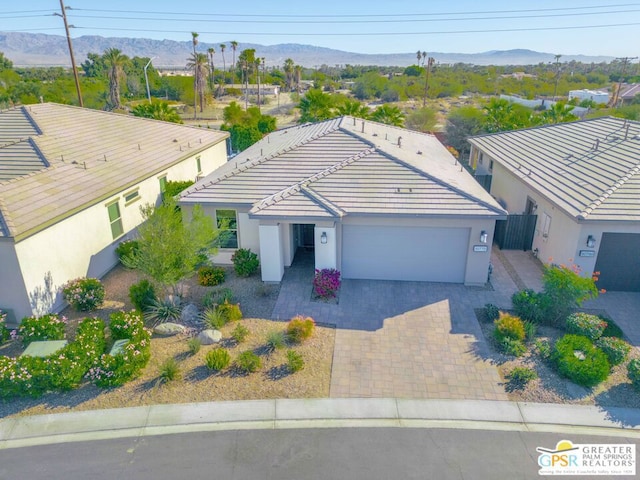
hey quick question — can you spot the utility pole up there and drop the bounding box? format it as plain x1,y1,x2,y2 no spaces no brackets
144,57,157,104
552,54,562,101
57,0,83,107
191,32,199,120
611,56,638,106
422,56,434,108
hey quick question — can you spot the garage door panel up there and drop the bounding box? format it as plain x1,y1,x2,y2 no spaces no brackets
594,232,640,292
342,225,469,282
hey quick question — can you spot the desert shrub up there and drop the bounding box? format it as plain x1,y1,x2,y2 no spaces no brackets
129,279,157,312
286,315,315,343
231,248,260,277
493,313,526,343
511,289,548,324
566,312,607,341
499,337,527,357
551,334,610,387
201,308,227,330
313,268,341,299
115,239,139,265
484,303,500,322
265,330,287,352
216,300,243,322
596,337,631,366
506,366,538,387
534,339,552,360
286,350,305,373
159,358,181,383
18,313,66,346
198,265,226,286
235,350,261,373
523,321,537,341
62,277,105,311
542,264,598,326
628,359,640,391
144,297,182,326
600,315,625,339
231,323,250,343
187,337,201,355
205,348,231,371
202,287,234,309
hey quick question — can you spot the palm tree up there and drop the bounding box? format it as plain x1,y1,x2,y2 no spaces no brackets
294,64,302,93
103,48,128,110
335,99,370,119
371,104,405,127
131,101,183,123
187,52,209,113
191,32,199,118
219,44,226,74
422,56,435,107
207,47,215,92
540,102,578,124
283,58,294,92
230,40,238,82
416,50,423,66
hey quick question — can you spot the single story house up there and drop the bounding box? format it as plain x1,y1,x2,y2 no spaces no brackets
0,103,228,323
180,116,507,286
568,89,610,105
469,117,640,292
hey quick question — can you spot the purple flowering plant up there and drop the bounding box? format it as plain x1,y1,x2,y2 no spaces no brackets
312,268,341,299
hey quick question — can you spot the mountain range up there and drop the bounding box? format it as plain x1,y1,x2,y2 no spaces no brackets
0,32,615,68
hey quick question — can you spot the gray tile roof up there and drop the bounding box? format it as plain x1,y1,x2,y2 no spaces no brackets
468,116,640,221
182,116,506,220
0,103,228,240
620,83,640,100
0,107,46,182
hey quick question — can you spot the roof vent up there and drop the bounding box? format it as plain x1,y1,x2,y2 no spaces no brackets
593,139,599,150
397,137,402,148
417,150,422,155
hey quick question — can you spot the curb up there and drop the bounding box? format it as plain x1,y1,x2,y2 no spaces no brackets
1,398,640,449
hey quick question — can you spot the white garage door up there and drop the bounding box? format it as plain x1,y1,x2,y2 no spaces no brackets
342,225,469,282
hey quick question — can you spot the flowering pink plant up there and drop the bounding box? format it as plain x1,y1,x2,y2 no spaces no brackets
313,268,341,299
18,313,67,346
62,277,105,311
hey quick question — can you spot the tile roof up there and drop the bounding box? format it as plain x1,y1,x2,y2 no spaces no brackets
468,116,640,221
620,83,640,100
181,116,506,220
0,103,228,240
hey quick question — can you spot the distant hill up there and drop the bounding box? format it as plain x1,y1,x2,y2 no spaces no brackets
0,32,615,68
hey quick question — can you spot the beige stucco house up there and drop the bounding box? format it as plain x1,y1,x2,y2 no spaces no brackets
0,103,228,324
469,116,640,292
180,116,506,286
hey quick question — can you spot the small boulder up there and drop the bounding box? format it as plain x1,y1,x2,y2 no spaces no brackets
181,303,200,325
154,322,186,336
198,329,222,345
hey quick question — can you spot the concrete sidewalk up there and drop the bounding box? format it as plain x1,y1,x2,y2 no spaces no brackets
2,398,640,450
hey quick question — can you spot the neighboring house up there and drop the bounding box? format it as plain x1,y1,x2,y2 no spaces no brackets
469,117,640,292
180,116,506,286
568,89,610,105
223,84,280,96
618,83,640,105
0,103,229,324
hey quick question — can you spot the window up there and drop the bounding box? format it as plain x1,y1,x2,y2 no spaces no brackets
107,202,124,239
159,176,167,194
489,159,494,172
124,189,140,206
196,156,202,174
215,209,238,248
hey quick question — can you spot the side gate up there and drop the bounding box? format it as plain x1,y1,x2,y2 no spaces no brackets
494,214,537,250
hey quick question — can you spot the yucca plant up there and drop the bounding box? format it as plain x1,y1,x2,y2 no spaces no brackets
144,297,182,326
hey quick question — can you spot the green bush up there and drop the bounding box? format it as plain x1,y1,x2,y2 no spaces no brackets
484,303,500,322
265,330,287,353
235,350,261,373
534,339,552,360
596,337,631,366
628,359,640,391
216,300,243,322
0,311,10,344
286,315,315,343
286,350,305,373
201,308,227,330
600,315,625,339
129,279,157,312
523,321,537,341
115,239,139,265
551,334,610,387
499,337,527,357
144,297,182,326
231,323,250,343
18,313,66,346
62,277,105,311
231,248,260,277
511,289,548,324
507,366,538,386
566,312,607,341
493,313,526,343
198,265,226,286
159,358,181,383
187,337,201,355
205,348,231,371
163,180,194,203
542,265,598,327
202,288,234,308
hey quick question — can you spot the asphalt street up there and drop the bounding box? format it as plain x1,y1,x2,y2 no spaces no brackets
0,427,636,480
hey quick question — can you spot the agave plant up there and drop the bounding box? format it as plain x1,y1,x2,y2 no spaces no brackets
144,297,182,326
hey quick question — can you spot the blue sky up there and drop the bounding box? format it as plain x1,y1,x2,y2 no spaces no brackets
4,0,640,56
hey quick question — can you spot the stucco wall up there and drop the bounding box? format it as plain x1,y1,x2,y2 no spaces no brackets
0,240,29,326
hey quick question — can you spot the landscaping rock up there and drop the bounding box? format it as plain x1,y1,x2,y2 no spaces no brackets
181,303,200,325
198,329,222,345
154,322,186,336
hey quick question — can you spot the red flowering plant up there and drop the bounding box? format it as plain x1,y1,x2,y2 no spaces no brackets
313,268,341,299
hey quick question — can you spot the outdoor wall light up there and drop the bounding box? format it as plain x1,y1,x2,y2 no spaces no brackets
586,235,596,248
480,231,488,244
320,232,328,244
